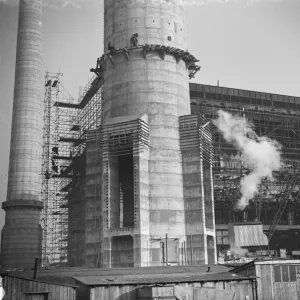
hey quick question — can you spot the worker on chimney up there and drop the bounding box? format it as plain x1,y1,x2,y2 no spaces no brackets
130,33,139,48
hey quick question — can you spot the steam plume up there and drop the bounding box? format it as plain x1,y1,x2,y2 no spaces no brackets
230,246,248,257
213,110,281,210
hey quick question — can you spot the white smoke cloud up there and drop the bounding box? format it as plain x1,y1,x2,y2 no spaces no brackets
213,110,281,210
43,0,81,11
230,246,249,257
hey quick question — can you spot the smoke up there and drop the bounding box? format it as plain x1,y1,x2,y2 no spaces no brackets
230,246,249,257
213,110,281,210
43,0,81,11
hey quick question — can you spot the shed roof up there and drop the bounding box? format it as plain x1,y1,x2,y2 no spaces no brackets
228,223,268,247
8,264,228,278
232,259,300,274
5,265,252,287
1,274,78,288
254,259,300,265
73,269,253,286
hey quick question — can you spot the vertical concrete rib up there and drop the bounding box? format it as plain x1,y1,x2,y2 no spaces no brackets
1,0,44,269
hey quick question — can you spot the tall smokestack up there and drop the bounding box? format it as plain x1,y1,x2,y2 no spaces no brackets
1,0,43,269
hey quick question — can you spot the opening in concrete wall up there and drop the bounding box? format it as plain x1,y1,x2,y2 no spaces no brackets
203,160,214,230
207,235,215,264
150,238,179,266
109,151,134,229
111,235,134,268
164,238,179,265
118,154,134,228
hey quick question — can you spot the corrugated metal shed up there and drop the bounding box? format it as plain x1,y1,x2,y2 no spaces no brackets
4,265,257,300
78,279,256,300
255,260,300,300
71,266,256,300
228,222,268,247
1,274,77,300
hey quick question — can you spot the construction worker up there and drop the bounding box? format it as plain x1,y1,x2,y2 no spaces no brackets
130,33,139,48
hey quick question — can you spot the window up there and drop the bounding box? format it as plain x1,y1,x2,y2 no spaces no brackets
240,97,250,104
274,265,297,282
223,95,230,102
256,98,262,105
231,96,239,103
263,99,272,106
216,230,229,245
206,93,216,100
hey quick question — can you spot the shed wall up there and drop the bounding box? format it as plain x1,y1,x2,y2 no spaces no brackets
88,280,255,300
255,264,300,300
3,276,76,300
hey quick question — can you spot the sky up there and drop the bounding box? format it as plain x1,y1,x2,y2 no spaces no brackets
0,0,300,229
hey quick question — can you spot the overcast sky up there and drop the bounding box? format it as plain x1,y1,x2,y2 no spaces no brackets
0,0,300,228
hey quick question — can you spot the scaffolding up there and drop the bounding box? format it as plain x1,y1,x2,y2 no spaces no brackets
189,84,300,229
41,72,78,267
68,75,102,267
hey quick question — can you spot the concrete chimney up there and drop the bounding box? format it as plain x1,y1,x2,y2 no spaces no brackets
90,0,216,268
1,0,44,269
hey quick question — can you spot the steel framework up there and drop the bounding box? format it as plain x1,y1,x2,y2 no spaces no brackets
190,84,300,228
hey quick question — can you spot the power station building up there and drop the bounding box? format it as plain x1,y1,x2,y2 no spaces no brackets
41,78,300,268
1,0,300,270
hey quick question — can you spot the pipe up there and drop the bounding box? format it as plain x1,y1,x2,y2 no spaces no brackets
166,234,168,266
33,258,39,279
190,234,193,265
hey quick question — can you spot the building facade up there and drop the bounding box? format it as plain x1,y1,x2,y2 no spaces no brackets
189,83,300,256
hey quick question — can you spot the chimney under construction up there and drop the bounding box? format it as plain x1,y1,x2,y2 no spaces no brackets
1,0,43,269
90,0,217,267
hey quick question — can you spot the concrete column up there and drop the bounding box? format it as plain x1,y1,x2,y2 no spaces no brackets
182,150,206,264
1,0,44,269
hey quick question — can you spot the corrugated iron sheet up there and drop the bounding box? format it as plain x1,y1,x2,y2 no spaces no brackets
228,223,268,247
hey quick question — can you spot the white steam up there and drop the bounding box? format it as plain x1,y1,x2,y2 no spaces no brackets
213,110,281,210
230,246,249,257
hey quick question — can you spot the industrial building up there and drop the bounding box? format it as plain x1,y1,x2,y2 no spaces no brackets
190,83,300,257
38,77,300,268
1,0,300,277
1,0,217,269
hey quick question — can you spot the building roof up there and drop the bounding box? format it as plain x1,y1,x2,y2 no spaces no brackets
1,274,78,288
232,259,300,274
254,259,300,265
73,272,253,286
189,82,300,100
6,265,253,287
228,223,268,247
70,266,253,286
